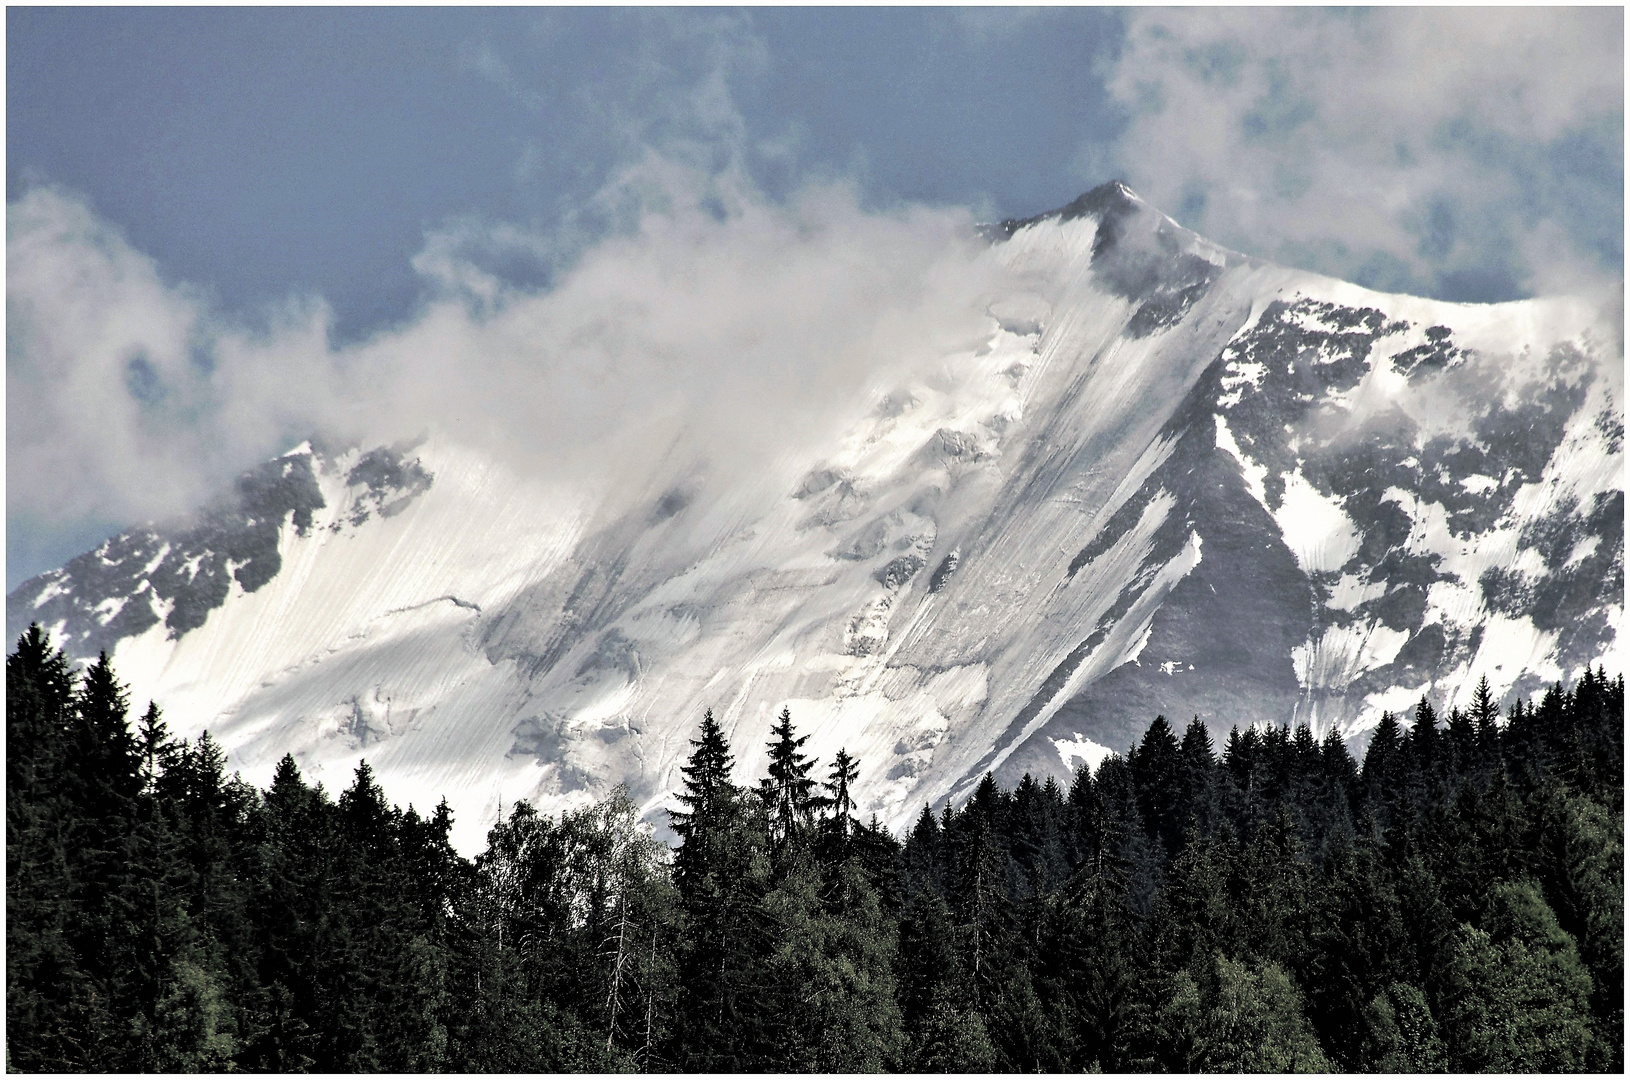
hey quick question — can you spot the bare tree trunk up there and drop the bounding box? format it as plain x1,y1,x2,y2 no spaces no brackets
605,897,632,1052
641,922,658,1072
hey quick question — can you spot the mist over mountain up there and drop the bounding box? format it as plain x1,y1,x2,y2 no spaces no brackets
9,183,1620,853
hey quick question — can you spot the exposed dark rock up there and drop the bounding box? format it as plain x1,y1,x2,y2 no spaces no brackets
876,554,926,591
345,444,434,525
927,551,960,594
8,451,327,656
6,441,443,660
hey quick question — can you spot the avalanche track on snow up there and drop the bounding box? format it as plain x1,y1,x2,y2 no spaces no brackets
11,182,1622,852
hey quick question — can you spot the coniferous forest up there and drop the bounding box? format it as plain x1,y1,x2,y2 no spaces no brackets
7,621,1623,1072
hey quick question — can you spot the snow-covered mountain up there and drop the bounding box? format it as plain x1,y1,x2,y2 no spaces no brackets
10,182,1621,852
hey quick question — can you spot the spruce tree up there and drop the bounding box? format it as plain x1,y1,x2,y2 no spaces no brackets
823,748,860,842
1065,762,1099,870
758,707,821,851
1129,716,1183,857
1177,717,1219,842
1361,710,1403,813
945,775,1011,1010
1469,676,1502,777
61,650,146,1068
135,702,177,794
1407,697,1440,792
6,625,87,1071
903,803,945,899
69,652,141,821
668,710,772,1070
669,709,735,873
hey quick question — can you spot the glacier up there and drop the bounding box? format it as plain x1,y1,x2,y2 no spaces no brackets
10,182,1621,853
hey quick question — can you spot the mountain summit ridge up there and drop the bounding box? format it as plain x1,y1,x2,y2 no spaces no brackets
10,185,1620,851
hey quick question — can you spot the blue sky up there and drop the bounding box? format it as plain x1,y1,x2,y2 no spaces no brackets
8,8,1126,343
7,7,1623,588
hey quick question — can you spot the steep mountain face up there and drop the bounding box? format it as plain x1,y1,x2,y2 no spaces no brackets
10,182,1621,850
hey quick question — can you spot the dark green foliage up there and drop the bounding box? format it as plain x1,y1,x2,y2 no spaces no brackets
757,705,823,852
822,747,860,847
1440,879,1596,1071
1130,715,1184,856
1359,980,1447,1072
884,667,1622,1072
5,624,1622,1072
7,624,91,1071
1159,952,1331,1072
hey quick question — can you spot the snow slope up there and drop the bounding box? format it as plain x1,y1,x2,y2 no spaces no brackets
10,183,1621,852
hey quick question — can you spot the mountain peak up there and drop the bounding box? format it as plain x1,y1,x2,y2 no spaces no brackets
979,179,1145,244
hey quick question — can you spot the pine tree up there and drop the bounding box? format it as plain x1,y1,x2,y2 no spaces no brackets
68,652,142,821
945,775,1011,1010
6,625,90,1071
1093,756,1162,917
1407,696,1440,792
1233,803,1314,972
126,732,233,1074
1304,833,1410,1067
902,803,945,899
823,748,860,845
1129,715,1183,857
1153,830,1237,976
758,707,821,851
61,650,146,1068
1045,869,1149,1070
1065,762,1099,870
668,710,774,1070
1008,773,1067,898
1469,676,1502,779
1314,727,1359,850
1288,724,1321,813
1221,725,1268,832
669,709,735,880
4,622,1619,1074
1361,710,1403,814
245,754,333,1071
900,887,997,1071
1177,717,1219,843
135,702,177,794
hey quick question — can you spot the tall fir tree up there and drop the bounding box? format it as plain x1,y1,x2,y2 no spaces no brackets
669,709,735,884
823,748,860,843
757,707,821,852
7,625,88,1071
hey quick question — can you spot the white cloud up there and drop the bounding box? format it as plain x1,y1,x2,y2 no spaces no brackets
7,160,1004,548
7,188,335,527
9,14,1010,563
1102,7,1622,300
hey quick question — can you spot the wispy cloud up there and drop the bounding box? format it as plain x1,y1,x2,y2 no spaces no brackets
1101,7,1622,302
11,13,1006,577
7,189,334,530
8,162,1002,576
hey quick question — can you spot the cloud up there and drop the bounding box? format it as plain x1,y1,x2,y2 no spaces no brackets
348,155,1003,502
6,189,336,530
1101,7,1623,302
7,159,1003,569
9,13,1012,580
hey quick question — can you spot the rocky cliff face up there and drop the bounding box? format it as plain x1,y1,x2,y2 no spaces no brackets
10,183,1620,851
